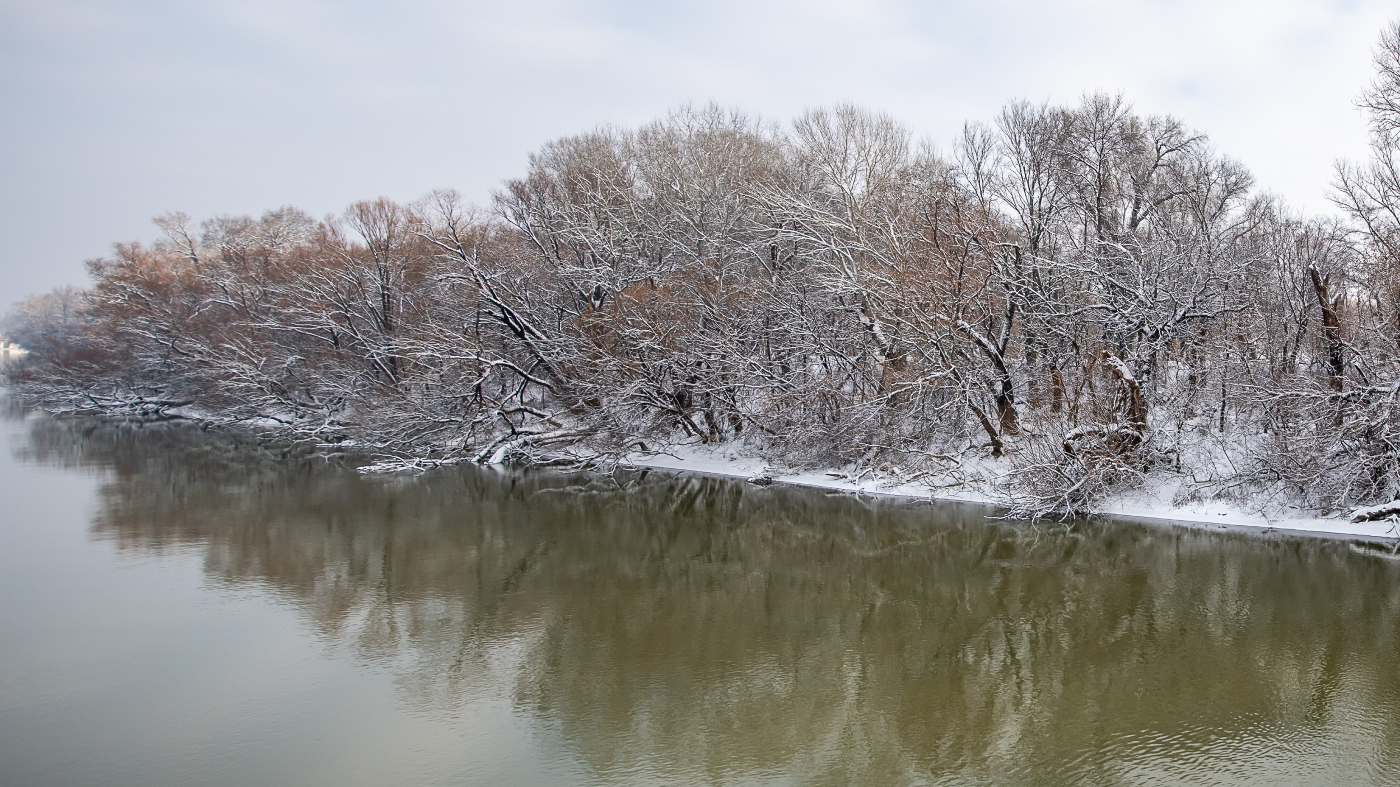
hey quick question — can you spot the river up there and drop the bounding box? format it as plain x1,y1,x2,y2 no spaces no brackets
1,403,1397,786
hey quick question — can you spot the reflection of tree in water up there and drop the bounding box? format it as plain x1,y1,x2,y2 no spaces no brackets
23,416,1400,785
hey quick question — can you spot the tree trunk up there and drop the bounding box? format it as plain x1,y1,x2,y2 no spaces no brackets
1309,267,1345,392
1106,353,1147,432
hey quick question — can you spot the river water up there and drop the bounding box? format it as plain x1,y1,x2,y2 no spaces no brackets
1,405,1398,786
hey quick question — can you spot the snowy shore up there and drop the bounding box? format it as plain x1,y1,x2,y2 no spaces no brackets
620,442,1400,547
9,389,1397,547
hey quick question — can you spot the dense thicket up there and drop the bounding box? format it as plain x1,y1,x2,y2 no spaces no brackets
11,24,1400,518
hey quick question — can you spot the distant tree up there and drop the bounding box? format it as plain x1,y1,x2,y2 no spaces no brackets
3,285,87,356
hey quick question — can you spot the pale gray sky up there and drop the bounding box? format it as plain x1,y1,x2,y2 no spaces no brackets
1,0,1394,304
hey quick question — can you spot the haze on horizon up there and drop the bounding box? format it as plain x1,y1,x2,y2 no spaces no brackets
1,0,1394,305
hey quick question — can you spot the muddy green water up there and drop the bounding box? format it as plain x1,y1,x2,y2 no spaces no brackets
1,408,1398,786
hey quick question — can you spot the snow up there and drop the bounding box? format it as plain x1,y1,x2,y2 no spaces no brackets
622,442,989,502
1100,484,1400,543
1349,500,1400,523
622,441,1400,546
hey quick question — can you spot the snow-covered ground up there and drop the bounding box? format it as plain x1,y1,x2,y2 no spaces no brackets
1100,488,1400,544
621,442,1400,546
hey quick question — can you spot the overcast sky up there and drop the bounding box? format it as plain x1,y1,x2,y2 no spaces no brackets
1,0,1395,304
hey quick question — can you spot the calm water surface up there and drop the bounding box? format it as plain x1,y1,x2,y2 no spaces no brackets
1,406,1398,786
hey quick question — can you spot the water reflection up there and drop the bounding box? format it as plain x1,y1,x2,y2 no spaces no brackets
20,415,1400,786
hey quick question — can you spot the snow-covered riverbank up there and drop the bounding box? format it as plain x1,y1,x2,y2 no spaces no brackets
9,385,1396,547
621,442,1400,547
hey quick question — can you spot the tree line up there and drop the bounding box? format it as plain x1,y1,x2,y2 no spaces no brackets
10,23,1400,518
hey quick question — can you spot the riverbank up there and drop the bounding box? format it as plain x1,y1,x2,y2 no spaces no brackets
620,441,1400,548
8,387,1397,548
